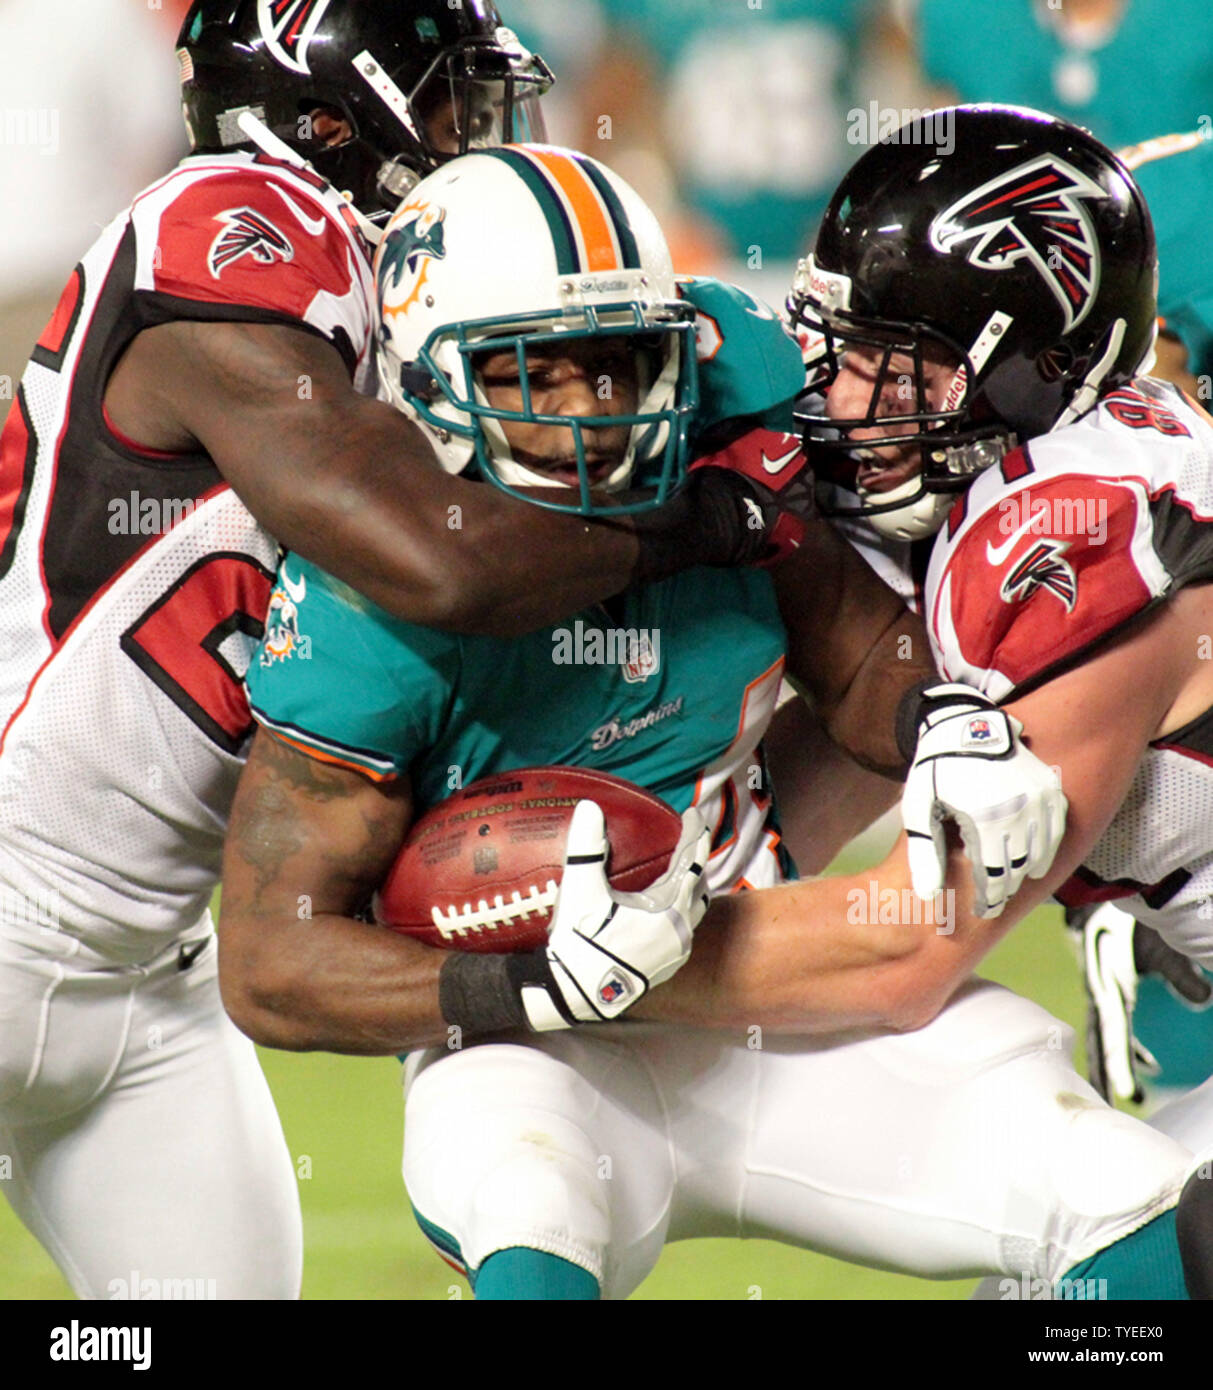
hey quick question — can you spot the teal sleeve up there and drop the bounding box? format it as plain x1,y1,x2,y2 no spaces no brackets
244,556,459,781
678,276,806,438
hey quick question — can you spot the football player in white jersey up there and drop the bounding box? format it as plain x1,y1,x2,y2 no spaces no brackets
222,141,1211,1302
0,0,834,1301
636,105,1213,1292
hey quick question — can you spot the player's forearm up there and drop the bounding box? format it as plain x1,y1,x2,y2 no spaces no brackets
764,700,901,874
817,607,935,777
216,389,646,638
775,521,935,776
637,848,1000,1034
634,883,932,1033
218,909,449,1054
135,319,648,637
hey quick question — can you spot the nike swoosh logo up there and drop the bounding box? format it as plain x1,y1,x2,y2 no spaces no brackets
269,183,328,237
984,509,1041,565
744,301,777,322
177,938,210,971
761,442,802,474
280,566,307,604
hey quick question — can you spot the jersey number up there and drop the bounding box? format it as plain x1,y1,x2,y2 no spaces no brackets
121,553,275,755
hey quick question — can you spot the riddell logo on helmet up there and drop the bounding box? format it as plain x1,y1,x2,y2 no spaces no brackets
930,157,1104,333
256,0,333,77
378,200,448,321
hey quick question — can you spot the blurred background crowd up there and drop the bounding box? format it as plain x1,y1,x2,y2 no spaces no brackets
5,0,1213,385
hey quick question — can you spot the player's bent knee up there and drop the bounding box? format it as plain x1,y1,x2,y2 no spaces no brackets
405,1048,611,1281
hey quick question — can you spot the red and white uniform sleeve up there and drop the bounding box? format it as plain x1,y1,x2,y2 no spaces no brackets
925,380,1213,701
0,153,376,957
129,154,375,381
925,381,1213,963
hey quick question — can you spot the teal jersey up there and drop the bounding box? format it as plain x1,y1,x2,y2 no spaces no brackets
246,558,790,890
1121,130,1213,381
678,275,805,437
244,273,802,887
919,0,1213,153
588,0,873,260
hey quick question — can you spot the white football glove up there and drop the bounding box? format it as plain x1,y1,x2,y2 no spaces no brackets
901,682,1067,919
1069,902,1211,1103
518,800,712,1031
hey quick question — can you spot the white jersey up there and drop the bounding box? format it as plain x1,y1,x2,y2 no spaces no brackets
0,152,375,959
825,497,927,615
923,378,1213,964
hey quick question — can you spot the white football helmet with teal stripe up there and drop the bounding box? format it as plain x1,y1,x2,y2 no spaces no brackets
373,143,699,514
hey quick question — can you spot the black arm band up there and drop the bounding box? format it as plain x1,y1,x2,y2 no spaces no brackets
894,680,997,764
894,679,941,765
438,949,574,1036
438,952,527,1036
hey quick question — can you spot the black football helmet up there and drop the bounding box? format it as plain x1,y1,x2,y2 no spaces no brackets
178,0,553,221
790,104,1158,538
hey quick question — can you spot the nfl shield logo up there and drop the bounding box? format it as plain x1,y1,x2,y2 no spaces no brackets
622,634,659,684
599,976,627,1005
967,718,992,740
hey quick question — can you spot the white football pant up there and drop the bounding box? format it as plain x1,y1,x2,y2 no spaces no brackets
0,910,301,1299
403,980,1194,1298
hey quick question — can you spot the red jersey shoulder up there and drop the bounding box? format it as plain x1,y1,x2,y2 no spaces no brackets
142,161,367,323
929,446,1165,695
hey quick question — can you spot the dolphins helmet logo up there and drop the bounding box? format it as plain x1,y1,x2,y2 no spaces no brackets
378,200,448,320
208,207,294,279
929,156,1106,333
256,0,333,77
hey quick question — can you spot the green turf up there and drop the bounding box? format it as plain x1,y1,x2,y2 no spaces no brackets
0,878,1090,1301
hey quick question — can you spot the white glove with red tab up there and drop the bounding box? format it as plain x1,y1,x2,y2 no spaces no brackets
518,800,712,1031
899,682,1068,919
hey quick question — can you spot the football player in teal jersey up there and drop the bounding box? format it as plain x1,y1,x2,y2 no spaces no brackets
214,145,1213,1303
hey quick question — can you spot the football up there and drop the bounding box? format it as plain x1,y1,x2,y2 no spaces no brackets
374,766,684,952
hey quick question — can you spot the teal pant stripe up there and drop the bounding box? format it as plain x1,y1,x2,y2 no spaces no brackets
1060,1209,1187,1300
474,1247,600,1301
411,1205,466,1272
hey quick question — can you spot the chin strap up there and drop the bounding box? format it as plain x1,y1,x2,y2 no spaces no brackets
1054,317,1126,429
235,110,384,247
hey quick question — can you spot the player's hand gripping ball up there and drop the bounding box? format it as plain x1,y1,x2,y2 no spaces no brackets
374,767,686,952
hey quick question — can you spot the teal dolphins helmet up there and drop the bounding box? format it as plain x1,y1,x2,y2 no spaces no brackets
373,144,699,515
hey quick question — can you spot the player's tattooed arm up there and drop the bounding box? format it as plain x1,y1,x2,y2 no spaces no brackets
220,729,449,1054
106,320,647,637
773,518,935,776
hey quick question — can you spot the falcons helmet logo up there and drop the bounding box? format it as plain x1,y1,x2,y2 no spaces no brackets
999,538,1078,612
929,156,1107,333
208,207,295,279
256,0,333,76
